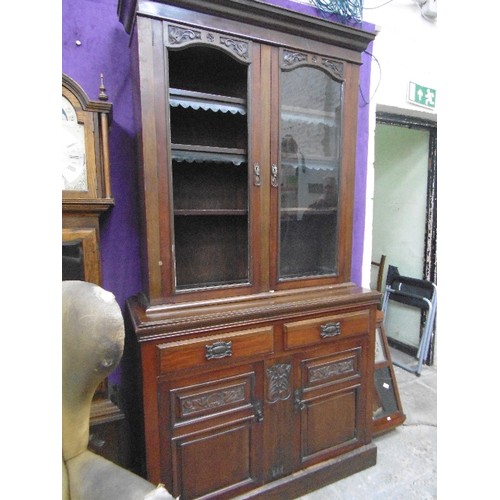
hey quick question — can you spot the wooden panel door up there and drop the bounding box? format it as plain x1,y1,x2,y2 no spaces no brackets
295,338,367,467
158,364,264,498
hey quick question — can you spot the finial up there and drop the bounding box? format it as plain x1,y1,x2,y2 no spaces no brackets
98,73,108,101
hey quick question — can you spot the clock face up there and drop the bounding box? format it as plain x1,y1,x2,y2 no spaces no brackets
62,96,88,191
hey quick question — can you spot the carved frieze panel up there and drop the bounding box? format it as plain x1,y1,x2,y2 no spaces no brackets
171,374,255,425
166,23,251,62
303,349,361,388
179,383,246,418
282,50,308,68
321,58,344,81
281,49,344,81
309,358,355,383
167,25,202,46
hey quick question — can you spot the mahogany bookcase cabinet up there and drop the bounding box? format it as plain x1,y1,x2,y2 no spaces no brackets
118,1,378,498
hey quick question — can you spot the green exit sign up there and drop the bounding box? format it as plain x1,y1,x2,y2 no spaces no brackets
408,82,436,110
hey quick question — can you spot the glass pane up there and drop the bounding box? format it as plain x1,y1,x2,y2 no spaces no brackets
168,46,250,290
373,367,399,418
279,65,343,280
62,96,88,191
62,240,85,281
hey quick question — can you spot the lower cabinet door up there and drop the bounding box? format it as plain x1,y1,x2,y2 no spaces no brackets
173,420,257,499
158,364,264,499
295,338,367,466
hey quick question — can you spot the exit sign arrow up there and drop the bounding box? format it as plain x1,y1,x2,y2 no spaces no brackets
408,82,436,110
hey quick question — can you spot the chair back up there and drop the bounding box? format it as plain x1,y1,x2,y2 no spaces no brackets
62,280,124,461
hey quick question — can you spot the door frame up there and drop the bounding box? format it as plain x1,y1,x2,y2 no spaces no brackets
375,111,437,365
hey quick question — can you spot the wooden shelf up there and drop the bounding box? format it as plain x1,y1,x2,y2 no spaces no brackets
170,88,247,115
281,154,339,170
281,104,339,126
174,209,248,216
172,144,247,165
281,207,338,216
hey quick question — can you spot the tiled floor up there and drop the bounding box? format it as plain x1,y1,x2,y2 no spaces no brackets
298,349,437,499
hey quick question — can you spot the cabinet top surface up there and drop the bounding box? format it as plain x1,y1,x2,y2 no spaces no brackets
128,284,381,341
118,0,375,52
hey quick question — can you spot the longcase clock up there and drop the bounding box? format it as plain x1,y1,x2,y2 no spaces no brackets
62,73,114,285
62,73,129,467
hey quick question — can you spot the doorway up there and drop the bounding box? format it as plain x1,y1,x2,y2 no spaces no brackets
371,111,437,364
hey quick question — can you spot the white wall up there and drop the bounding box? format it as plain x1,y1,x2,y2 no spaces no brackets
371,124,429,279
286,1,437,287
361,0,437,287
371,124,430,346
362,0,437,114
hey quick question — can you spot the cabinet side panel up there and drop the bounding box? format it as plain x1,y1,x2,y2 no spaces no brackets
141,342,162,483
338,63,359,282
134,16,171,303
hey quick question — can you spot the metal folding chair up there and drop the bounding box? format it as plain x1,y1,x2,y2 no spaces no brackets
381,275,437,376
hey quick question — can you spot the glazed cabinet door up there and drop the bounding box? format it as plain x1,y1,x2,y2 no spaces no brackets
270,47,358,290
158,364,264,499
167,23,259,295
133,17,265,304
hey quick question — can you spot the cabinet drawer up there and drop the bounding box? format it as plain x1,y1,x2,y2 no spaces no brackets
158,326,274,373
283,310,369,350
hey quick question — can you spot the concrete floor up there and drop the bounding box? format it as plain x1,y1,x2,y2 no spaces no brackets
298,348,437,500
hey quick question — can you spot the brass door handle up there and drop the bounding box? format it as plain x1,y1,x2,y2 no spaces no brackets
271,163,279,187
254,163,261,186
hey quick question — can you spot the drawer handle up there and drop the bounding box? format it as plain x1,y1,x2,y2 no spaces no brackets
205,340,233,360
320,322,341,338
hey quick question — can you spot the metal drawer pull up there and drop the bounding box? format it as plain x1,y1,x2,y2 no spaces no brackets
205,340,233,360
320,321,341,338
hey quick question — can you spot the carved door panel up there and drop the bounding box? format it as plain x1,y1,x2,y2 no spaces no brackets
262,358,298,482
294,338,367,467
158,364,264,499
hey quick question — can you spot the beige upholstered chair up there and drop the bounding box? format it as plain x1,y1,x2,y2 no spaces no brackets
62,280,175,500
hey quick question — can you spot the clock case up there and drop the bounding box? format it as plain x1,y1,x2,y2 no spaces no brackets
62,73,114,286
62,73,114,213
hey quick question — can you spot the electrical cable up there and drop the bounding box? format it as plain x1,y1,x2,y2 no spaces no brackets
359,50,381,105
310,0,364,23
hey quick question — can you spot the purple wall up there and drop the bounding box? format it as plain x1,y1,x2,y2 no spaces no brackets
63,0,142,309
62,0,374,379
352,47,373,285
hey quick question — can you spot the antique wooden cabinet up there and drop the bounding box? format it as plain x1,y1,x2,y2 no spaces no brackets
118,0,378,497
